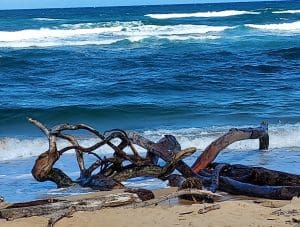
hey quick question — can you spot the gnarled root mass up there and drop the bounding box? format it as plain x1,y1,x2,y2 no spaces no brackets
26,119,300,200
1,119,300,224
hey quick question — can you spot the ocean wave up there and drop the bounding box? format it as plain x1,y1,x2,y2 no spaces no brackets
273,10,300,14
246,21,300,32
1,123,300,161
0,21,233,48
0,26,123,42
0,137,129,161
156,35,221,41
145,10,259,19
32,17,63,21
0,40,121,48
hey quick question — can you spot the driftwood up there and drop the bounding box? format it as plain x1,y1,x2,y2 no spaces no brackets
0,193,141,220
126,189,221,208
1,119,300,224
191,122,269,172
129,129,300,199
0,189,220,226
21,119,300,201
28,118,197,190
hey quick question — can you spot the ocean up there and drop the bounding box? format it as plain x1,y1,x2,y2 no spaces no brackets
0,0,299,202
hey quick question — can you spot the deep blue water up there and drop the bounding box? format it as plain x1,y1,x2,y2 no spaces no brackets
0,1,300,202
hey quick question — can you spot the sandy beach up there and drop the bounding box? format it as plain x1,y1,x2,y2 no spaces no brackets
1,188,299,227
1,1,300,227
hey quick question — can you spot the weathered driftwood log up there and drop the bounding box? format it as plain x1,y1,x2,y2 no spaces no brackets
218,176,300,200
127,129,300,200
191,122,269,173
27,119,300,200
29,118,196,191
210,163,300,186
195,163,300,199
0,189,220,226
0,193,141,220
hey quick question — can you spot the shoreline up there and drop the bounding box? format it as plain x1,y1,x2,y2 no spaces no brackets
1,188,299,227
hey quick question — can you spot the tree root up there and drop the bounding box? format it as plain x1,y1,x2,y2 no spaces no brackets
25,119,300,201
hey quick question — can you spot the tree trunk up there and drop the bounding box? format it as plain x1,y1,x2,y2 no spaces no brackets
0,193,141,220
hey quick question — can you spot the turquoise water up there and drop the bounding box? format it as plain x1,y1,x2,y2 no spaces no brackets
0,1,300,202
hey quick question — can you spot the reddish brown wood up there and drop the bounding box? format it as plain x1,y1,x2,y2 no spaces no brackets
191,122,268,173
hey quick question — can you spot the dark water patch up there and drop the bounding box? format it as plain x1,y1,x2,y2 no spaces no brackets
267,47,300,60
0,56,32,69
240,64,282,73
0,105,195,136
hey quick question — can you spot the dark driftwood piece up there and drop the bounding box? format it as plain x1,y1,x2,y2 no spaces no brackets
26,119,300,201
127,126,300,200
211,163,300,186
28,118,197,190
126,189,221,208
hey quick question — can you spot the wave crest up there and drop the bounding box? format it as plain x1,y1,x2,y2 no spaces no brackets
273,10,300,14
0,22,232,48
246,21,300,32
145,10,259,19
32,18,63,21
1,123,300,161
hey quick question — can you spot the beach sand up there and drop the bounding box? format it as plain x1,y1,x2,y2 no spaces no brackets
1,188,299,227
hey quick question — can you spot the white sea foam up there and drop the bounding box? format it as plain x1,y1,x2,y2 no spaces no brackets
156,35,221,41
0,26,123,42
145,10,259,19
0,21,233,48
1,40,121,48
273,10,300,14
246,21,300,32
14,174,33,179
33,17,63,21
0,137,123,161
123,177,168,190
1,123,299,161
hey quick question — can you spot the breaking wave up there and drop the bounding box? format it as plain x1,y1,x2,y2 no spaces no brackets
272,10,300,14
145,10,259,19
0,21,232,48
32,17,63,21
246,21,300,32
1,123,300,161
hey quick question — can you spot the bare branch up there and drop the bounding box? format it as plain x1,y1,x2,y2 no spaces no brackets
28,118,50,137
191,122,269,172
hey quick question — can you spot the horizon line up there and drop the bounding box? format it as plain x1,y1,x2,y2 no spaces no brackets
0,0,286,11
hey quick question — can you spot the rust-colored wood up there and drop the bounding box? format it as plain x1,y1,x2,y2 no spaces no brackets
191,122,268,173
